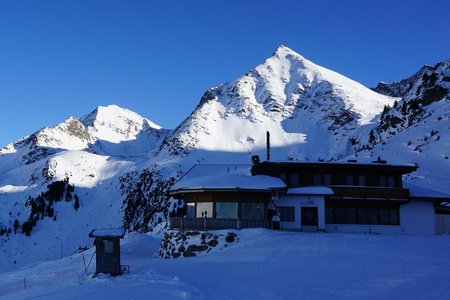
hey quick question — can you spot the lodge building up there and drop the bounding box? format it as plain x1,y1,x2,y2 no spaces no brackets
169,159,450,235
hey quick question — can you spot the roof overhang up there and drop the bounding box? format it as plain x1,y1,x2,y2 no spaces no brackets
89,228,126,238
169,187,286,196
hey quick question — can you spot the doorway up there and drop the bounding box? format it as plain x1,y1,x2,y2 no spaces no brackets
301,206,318,231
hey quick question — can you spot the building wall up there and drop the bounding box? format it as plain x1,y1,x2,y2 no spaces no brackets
273,195,325,231
326,201,436,235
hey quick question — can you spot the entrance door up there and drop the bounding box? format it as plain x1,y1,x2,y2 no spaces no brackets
301,207,318,231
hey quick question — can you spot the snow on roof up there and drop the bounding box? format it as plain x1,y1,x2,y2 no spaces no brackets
404,182,450,200
287,186,334,195
89,228,126,238
170,164,286,192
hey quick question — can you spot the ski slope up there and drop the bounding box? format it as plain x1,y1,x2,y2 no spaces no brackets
1,230,450,300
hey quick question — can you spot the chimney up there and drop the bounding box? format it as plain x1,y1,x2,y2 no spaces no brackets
266,131,271,161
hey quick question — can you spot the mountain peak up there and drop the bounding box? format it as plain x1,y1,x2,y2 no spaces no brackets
272,44,303,59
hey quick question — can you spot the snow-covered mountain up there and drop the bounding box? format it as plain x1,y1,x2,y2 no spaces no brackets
156,45,395,162
364,58,450,192
0,105,168,271
0,46,449,272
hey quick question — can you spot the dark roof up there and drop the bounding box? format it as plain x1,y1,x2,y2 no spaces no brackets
252,161,417,174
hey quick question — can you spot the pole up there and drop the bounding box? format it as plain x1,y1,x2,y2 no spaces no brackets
266,131,270,161
23,278,26,290
82,253,87,273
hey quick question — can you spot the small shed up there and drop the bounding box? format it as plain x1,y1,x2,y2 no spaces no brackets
89,228,126,276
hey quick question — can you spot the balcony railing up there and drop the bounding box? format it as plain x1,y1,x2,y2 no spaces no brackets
170,217,272,231
329,186,410,201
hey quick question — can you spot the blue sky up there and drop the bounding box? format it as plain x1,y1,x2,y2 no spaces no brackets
1,0,449,146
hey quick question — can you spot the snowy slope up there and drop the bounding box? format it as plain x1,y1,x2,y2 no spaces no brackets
1,230,450,300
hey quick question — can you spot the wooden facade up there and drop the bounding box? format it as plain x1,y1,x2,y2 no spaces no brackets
168,161,431,231
251,161,416,189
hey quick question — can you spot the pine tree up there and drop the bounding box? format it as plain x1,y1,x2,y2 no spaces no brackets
74,194,80,210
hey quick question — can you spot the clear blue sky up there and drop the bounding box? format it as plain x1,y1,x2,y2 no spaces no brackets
1,0,449,146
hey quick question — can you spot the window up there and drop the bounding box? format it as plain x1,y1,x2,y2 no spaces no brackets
186,203,195,218
314,174,332,185
278,206,295,222
380,176,396,187
357,208,369,224
323,174,332,185
103,240,114,253
326,205,399,225
314,174,322,185
388,176,396,187
326,206,334,223
280,173,287,184
346,175,354,185
346,207,357,224
241,202,264,220
196,202,213,218
291,174,300,186
358,175,366,186
216,202,238,218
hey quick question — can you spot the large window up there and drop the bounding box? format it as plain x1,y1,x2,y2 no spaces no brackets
241,202,265,220
278,206,295,222
380,176,397,187
346,175,354,185
186,203,195,218
216,202,238,218
358,175,366,186
196,202,213,218
291,174,300,186
314,174,332,185
326,205,400,225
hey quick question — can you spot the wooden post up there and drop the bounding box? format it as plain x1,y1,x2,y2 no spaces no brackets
23,278,26,290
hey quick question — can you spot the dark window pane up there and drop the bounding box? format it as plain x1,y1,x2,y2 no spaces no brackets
216,202,238,219
323,174,332,185
314,174,322,185
326,207,335,223
346,175,354,185
380,176,387,187
278,206,295,222
358,176,366,186
280,173,287,184
388,176,396,187
379,209,390,224
389,209,399,225
357,208,369,224
335,207,346,223
346,207,357,224
241,202,264,220
291,174,300,186
368,208,378,224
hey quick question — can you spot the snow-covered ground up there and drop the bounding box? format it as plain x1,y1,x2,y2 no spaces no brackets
1,230,450,299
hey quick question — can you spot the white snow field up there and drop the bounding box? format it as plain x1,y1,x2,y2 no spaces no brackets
1,230,450,300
